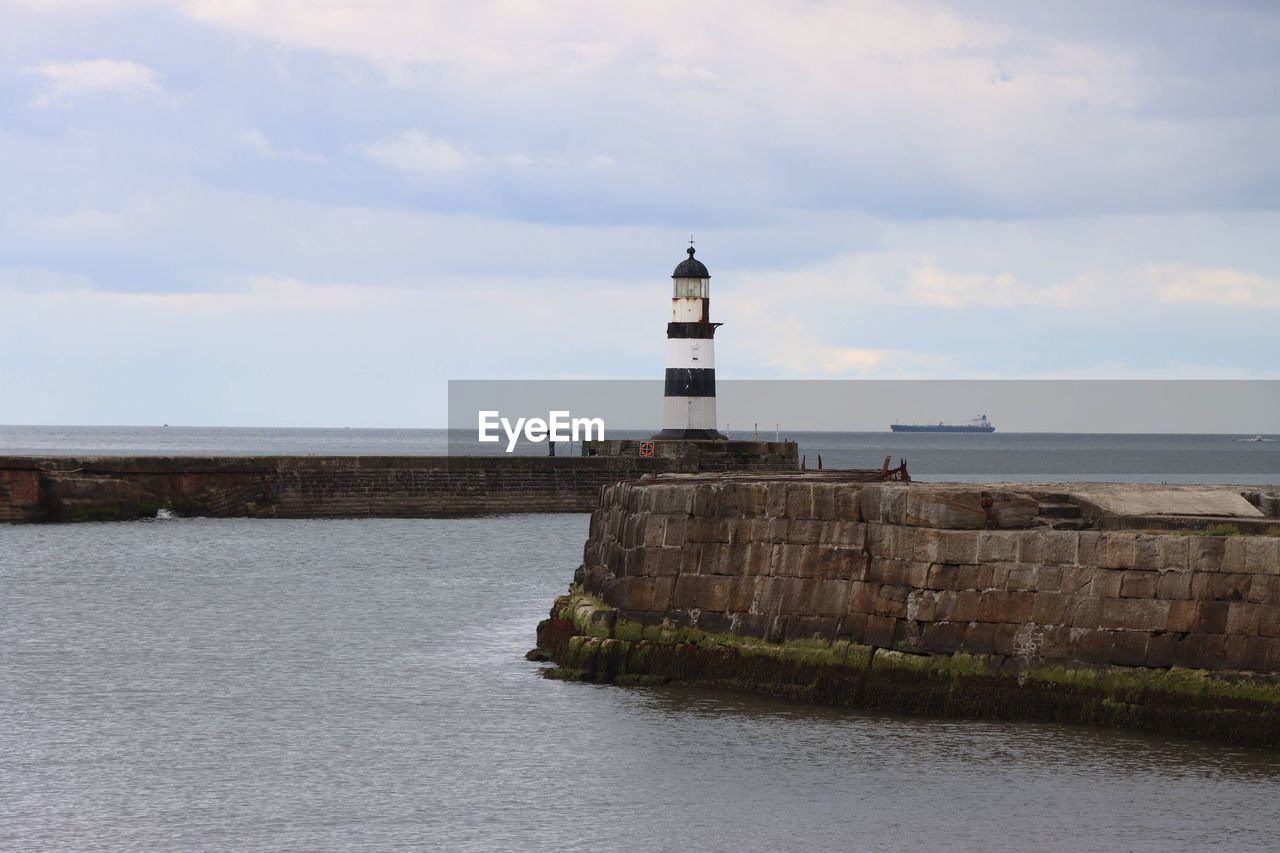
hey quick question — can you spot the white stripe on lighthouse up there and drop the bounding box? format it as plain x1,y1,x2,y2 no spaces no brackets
666,338,715,370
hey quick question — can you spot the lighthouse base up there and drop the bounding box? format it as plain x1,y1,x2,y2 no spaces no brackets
650,428,727,441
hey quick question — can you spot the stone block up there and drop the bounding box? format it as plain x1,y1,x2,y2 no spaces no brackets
958,622,998,655
902,487,986,529
937,530,979,564
977,590,1034,624
1188,536,1226,572
780,577,820,613
770,543,805,577
1159,537,1189,572
834,486,862,521
1221,538,1247,573
785,484,816,519
1099,598,1169,631
1005,564,1037,591
848,581,880,615
696,543,729,575
1259,607,1280,638
1016,534,1043,565
1167,599,1198,632
616,577,656,611
652,576,675,612
750,576,784,614
765,482,789,518
1239,636,1276,672
726,576,758,612
673,574,734,611
956,564,994,590
873,584,910,619
1111,632,1149,667
1077,532,1105,567
1144,632,1183,668
1031,592,1071,625
788,519,824,545
993,623,1023,657
1226,602,1263,636
809,546,864,580
662,515,687,547
642,514,666,546
1156,571,1192,600
648,484,692,515
1089,569,1122,598
820,521,865,548
1070,630,1117,665
918,621,968,655
905,588,938,622
1120,571,1158,599
1104,534,1137,570
1068,596,1103,628
863,614,900,646
1041,531,1079,566
788,615,840,642
1245,537,1280,574
679,545,702,576
811,483,840,520
1034,566,1064,592
976,531,1019,563
813,579,853,617
859,487,883,523
1247,575,1280,605
836,611,868,642
696,611,734,634
911,527,942,562
1133,535,1163,571
950,590,981,622
926,563,961,591
1196,601,1229,633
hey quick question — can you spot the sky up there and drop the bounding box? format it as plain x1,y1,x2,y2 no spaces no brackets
1,0,1278,427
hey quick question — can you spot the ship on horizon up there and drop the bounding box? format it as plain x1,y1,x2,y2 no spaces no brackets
890,415,996,433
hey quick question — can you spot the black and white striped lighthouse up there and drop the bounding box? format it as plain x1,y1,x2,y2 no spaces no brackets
653,242,726,440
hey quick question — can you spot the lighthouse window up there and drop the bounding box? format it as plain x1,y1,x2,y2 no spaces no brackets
673,278,709,298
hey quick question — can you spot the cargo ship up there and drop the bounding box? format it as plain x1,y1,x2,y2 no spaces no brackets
890,415,995,433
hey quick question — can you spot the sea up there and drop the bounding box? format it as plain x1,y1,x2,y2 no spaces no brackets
2,426,1279,851
1,424,1277,485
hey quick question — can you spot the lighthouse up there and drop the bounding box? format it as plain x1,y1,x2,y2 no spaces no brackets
653,242,726,440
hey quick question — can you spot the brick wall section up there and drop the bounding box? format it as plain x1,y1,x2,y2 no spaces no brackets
579,476,1280,673
0,456,676,522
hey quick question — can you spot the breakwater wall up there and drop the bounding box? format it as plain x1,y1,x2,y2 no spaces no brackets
0,442,797,523
537,474,1280,745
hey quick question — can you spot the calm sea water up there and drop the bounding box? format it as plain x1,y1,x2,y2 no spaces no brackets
2,425,1277,485
3,515,1279,852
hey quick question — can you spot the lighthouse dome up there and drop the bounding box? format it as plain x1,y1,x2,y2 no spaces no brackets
672,247,710,278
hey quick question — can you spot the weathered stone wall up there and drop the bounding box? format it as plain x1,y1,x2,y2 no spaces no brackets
578,474,1280,674
0,456,671,522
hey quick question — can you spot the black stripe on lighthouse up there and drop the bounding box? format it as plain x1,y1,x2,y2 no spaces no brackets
664,367,716,397
666,321,720,339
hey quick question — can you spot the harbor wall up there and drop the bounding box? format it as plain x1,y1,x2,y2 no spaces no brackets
0,443,798,523
536,474,1280,745
574,475,1280,672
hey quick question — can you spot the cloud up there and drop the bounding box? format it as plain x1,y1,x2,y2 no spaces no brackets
1150,263,1280,308
23,58,164,107
359,130,468,177
238,128,327,165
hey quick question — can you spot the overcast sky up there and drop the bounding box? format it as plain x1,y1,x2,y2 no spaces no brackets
2,1,1278,427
